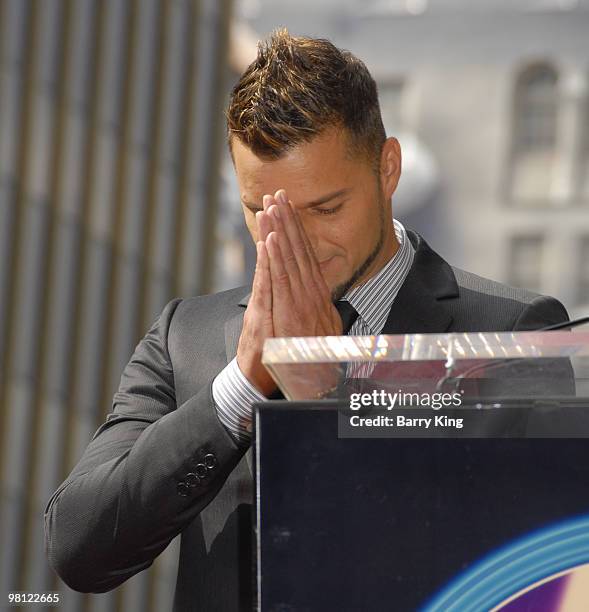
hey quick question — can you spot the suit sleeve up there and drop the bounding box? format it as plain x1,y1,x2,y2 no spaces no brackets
510,294,576,399
44,298,247,593
512,294,569,331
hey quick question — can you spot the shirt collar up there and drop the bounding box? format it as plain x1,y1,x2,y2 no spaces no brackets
343,219,415,335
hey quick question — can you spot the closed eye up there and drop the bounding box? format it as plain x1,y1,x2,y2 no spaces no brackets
314,202,344,215
243,201,345,215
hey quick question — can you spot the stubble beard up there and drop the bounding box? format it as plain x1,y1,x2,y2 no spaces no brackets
330,201,386,303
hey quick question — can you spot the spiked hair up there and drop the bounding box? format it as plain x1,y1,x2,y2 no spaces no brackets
226,28,386,169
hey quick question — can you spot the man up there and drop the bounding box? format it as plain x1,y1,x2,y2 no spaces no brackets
45,29,569,610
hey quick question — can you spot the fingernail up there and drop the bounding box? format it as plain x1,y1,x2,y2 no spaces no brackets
277,190,288,205
263,195,273,209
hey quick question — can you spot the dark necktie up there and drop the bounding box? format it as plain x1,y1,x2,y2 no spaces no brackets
267,301,359,400
335,300,359,335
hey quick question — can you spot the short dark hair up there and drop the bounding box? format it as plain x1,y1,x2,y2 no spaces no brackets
226,28,386,168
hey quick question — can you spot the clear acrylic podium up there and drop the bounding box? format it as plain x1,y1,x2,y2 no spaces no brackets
254,331,589,612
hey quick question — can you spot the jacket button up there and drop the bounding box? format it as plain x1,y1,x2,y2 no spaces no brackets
177,481,189,497
204,453,217,469
195,463,207,478
186,473,200,487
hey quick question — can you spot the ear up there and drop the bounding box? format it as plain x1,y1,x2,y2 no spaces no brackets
379,137,401,199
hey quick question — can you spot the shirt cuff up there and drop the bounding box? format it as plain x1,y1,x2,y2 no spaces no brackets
212,357,267,446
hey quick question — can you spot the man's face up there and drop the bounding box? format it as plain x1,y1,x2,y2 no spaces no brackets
232,127,400,300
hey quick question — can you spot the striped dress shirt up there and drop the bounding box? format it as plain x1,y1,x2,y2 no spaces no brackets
212,219,415,445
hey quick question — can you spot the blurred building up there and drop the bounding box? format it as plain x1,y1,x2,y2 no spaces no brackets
237,0,589,317
0,1,234,610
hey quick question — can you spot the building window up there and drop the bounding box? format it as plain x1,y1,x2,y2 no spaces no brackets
510,63,559,204
578,237,589,305
508,235,545,293
378,80,404,136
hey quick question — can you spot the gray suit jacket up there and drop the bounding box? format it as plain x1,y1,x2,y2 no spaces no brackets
44,231,569,611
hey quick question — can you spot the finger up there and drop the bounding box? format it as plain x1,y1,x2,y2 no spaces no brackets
257,240,272,313
267,204,303,290
252,240,272,312
263,193,281,234
274,189,313,275
266,230,293,315
291,206,320,271
256,210,273,242
262,194,274,211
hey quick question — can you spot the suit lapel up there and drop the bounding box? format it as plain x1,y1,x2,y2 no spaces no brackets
381,274,453,334
381,231,457,335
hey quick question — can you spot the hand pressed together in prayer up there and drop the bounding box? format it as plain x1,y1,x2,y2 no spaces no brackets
236,189,343,395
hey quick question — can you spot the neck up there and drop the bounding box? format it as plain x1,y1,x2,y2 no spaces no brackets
349,219,400,292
